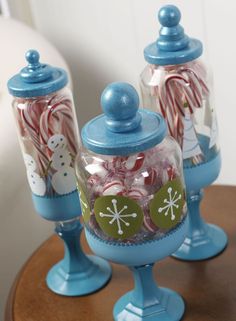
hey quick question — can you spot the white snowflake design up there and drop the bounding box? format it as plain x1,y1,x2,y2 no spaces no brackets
158,187,182,221
99,199,137,235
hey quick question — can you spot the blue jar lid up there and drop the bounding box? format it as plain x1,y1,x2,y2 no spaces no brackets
81,82,167,156
144,5,203,65
7,49,68,97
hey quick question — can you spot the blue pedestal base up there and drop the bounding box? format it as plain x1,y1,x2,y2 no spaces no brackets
172,188,228,261
172,223,227,261
46,254,111,296
46,220,112,296
114,287,185,321
86,221,188,321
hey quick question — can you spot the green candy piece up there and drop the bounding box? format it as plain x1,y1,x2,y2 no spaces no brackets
94,195,143,239
149,178,185,229
78,186,91,223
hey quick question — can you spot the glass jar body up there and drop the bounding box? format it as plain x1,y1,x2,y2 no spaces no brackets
76,136,187,244
12,87,80,198
140,59,219,168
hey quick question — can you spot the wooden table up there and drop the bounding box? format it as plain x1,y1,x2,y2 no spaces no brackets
5,186,236,321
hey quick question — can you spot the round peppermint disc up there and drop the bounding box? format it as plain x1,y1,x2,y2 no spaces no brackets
149,178,185,229
77,185,91,223
94,195,143,239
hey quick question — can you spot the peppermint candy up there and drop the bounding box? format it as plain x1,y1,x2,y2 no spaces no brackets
124,153,145,172
87,174,103,196
133,167,159,186
102,179,126,196
104,157,126,177
127,186,148,201
86,162,108,179
143,209,159,233
83,149,183,243
162,165,177,184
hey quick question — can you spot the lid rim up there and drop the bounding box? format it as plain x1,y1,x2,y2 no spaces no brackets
144,39,203,66
81,110,167,156
144,4,203,66
7,68,68,97
7,50,68,98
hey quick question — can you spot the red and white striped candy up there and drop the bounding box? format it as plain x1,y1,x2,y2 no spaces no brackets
102,179,126,196
87,174,101,187
87,175,103,196
21,103,49,174
162,165,176,184
124,153,145,172
144,168,158,185
127,186,148,201
104,157,126,177
143,167,158,185
40,99,78,156
143,209,159,233
86,163,108,180
133,167,158,186
167,165,176,180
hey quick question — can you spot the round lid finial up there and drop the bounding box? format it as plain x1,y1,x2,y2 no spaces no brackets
20,49,53,83
25,49,40,66
81,82,167,155
143,5,203,65
157,5,188,52
7,49,68,97
158,5,181,27
101,82,141,133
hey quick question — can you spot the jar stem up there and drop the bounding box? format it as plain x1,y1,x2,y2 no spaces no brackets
113,263,185,320
46,218,112,296
172,189,228,261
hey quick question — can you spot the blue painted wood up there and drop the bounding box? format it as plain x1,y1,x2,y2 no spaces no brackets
32,190,81,221
81,82,167,155
144,5,203,65
47,220,112,296
7,49,68,97
85,218,188,320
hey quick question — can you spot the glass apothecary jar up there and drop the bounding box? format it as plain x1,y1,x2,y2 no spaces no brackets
140,5,219,170
76,82,187,244
140,5,227,261
75,82,189,321
7,49,111,296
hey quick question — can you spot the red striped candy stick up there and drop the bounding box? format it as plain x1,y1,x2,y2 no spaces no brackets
21,100,50,175
152,61,209,142
157,61,209,157
39,98,78,157
102,179,126,196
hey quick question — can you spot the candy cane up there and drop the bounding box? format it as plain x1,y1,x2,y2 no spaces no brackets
39,100,78,157
59,115,78,155
21,106,50,176
39,108,54,146
154,61,209,164
16,92,79,197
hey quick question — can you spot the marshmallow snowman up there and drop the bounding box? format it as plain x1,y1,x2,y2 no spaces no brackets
23,153,46,196
48,134,67,152
48,134,77,195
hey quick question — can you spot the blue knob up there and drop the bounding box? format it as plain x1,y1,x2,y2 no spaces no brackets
25,49,40,67
157,5,189,52
101,82,141,133
158,5,181,28
20,49,53,83
144,4,202,65
8,49,68,97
